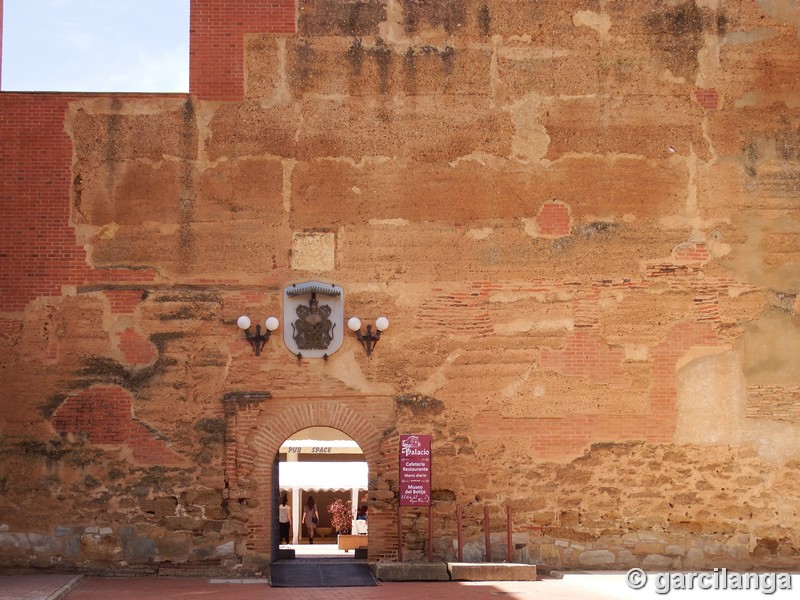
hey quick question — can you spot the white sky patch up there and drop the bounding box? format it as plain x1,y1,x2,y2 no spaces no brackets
2,0,190,92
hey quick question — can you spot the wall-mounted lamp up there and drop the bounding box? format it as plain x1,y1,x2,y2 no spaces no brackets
347,316,389,357
237,315,279,356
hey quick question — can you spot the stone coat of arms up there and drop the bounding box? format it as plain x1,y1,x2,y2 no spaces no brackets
282,282,344,358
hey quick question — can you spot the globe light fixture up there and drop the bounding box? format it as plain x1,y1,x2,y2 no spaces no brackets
237,315,280,356
348,316,389,357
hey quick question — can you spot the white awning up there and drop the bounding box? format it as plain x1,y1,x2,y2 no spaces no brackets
279,461,368,492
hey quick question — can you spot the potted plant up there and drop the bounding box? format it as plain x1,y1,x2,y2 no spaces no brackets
329,494,368,552
327,497,354,535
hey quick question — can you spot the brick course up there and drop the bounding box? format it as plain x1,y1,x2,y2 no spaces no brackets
189,0,296,100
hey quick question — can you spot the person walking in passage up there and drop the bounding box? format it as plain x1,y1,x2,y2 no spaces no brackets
278,492,292,545
303,496,319,544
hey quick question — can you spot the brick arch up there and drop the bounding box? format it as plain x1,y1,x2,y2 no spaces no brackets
248,401,383,463
240,399,388,557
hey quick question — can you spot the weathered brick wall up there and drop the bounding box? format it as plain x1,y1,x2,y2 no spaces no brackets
2,0,800,575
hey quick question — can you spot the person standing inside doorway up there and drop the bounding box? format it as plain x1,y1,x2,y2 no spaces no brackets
278,492,291,545
304,496,319,544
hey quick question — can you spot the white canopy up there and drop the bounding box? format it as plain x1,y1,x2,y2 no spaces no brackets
279,461,368,492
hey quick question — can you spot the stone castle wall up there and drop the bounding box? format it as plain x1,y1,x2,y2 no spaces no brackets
1,0,800,574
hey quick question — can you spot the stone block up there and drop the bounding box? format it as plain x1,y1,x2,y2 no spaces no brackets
66,535,81,557
372,561,450,581
123,536,156,562
156,532,190,562
642,554,673,570
216,541,235,558
666,544,686,557
634,542,666,555
80,534,122,561
578,549,615,567
0,533,30,552
448,562,537,581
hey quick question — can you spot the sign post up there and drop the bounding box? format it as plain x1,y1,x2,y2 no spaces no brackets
399,434,431,506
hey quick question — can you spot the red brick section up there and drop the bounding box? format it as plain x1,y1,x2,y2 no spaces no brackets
415,288,493,335
116,327,157,365
673,241,710,263
536,201,572,238
541,331,627,385
475,321,723,459
694,88,720,110
52,386,186,465
0,94,157,313
189,0,296,101
103,290,143,315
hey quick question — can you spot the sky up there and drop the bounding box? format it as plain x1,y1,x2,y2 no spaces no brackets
1,0,189,93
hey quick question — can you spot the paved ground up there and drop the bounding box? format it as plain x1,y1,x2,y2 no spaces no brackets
0,574,81,600
3,572,799,600
1,574,606,600
3,564,798,600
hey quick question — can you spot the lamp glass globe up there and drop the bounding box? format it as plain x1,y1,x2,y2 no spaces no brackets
237,315,251,330
375,316,389,331
265,316,279,331
347,317,362,331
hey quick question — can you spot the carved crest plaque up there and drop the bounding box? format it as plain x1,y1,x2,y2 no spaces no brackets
282,282,344,358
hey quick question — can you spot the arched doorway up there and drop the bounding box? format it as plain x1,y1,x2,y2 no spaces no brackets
223,393,396,564
275,426,368,558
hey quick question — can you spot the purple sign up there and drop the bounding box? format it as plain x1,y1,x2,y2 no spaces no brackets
399,434,431,507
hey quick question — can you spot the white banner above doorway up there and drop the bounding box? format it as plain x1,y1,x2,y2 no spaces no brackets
279,461,367,492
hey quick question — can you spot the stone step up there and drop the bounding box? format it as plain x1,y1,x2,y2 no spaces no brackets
372,561,537,582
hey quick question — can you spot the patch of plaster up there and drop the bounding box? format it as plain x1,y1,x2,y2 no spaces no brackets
97,223,120,240
572,10,611,40
377,0,408,47
291,231,335,271
488,289,577,303
502,367,532,398
747,420,800,464
268,38,291,108
418,350,463,396
368,218,410,227
449,151,505,168
466,228,493,240
675,350,746,446
676,348,800,463
659,69,686,84
755,0,800,39
725,28,779,45
325,351,395,395
494,318,574,335
696,32,722,89
282,159,296,213
521,217,539,239
734,92,800,109
737,307,800,386
624,344,649,361
510,94,550,162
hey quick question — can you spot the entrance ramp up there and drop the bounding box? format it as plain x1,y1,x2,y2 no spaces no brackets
269,558,377,587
